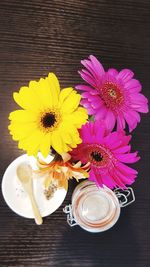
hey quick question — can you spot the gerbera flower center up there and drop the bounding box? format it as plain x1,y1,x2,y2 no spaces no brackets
90,151,103,162
100,82,124,110
109,88,117,98
39,109,61,133
87,144,113,168
42,113,56,128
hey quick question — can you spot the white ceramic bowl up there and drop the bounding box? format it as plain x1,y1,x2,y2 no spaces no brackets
1,154,67,219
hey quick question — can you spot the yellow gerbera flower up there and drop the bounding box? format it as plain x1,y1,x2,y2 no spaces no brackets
9,73,88,157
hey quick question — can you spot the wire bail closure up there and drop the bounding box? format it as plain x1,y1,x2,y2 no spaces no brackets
63,204,77,227
114,187,135,208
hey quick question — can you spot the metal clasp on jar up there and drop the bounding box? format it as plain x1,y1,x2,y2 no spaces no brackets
63,204,77,227
114,187,135,208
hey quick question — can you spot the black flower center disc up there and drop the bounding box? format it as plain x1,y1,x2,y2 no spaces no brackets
91,151,103,162
42,113,56,128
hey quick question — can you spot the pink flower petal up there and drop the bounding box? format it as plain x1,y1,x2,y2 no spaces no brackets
113,145,131,154
104,72,118,84
103,132,120,148
89,89,99,95
117,69,134,83
131,103,149,113
116,152,140,163
94,120,106,140
91,98,104,109
89,55,105,77
87,107,97,115
104,131,129,149
104,110,116,132
109,169,126,188
117,115,126,131
123,111,138,132
95,105,107,120
94,169,104,187
101,172,116,189
107,68,118,77
116,162,138,175
76,84,94,92
78,70,96,88
88,168,96,181
90,167,103,187
130,93,148,104
80,99,92,109
88,95,101,102
124,79,142,93
81,60,102,85
81,69,95,80
114,168,136,185
127,110,141,123
82,92,92,99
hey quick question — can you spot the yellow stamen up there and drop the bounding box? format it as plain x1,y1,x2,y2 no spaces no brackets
109,89,117,98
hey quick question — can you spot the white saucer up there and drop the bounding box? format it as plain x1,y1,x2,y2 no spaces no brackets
1,154,67,219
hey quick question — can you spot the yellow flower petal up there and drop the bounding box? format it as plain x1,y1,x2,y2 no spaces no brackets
57,123,73,144
18,130,44,156
60,91,81,114
9,122,37,140
30,79,53,108
9,110,36,122
51,130,63,154
13,86,42,111
58,87,73,106
46,73,60,105
39,133,52,158
63,107,88,128
59,123,82,149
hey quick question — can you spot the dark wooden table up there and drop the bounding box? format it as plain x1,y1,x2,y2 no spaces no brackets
0,0,150,266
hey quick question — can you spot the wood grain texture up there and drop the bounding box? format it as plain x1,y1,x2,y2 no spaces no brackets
0,0,150,266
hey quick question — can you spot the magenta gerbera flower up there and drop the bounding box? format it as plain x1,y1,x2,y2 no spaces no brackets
71,121,140,189
76,55,148,132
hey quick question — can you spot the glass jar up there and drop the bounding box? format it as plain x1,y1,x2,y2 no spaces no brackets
63,180,135,233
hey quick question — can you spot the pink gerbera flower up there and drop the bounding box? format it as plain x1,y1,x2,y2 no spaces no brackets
76,55,148,132
71,121,140,189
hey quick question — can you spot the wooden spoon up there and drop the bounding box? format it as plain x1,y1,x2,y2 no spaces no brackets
17,162,43,225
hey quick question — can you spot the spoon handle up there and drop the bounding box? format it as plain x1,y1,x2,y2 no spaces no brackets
29,194,43,225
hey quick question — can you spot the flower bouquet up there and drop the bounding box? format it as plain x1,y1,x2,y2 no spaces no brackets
7,55,148,230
